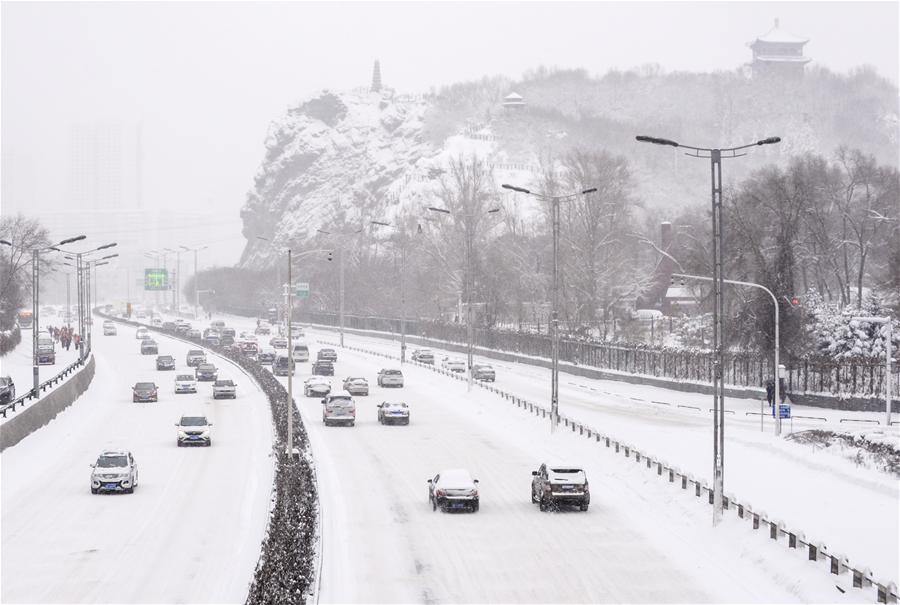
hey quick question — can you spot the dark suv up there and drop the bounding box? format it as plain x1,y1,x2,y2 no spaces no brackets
132,382,159,402
195,363,218,381
156,355,175,371
531,463,590,511
0,376,15,404
312,360,334,376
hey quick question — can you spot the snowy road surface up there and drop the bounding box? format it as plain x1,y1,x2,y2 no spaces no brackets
307,325,899,587
264,326,837,602
1,320,274,603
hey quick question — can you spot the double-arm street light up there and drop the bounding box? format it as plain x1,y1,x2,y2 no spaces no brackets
164,248,181,313
500,184,596,433
257,236,333,460
370,220,424,363
673,273,784,435
65,242,117,360
1,234,86,392
180,245,209,319
316,227,362,347
637,133,781,526
427,206,502,392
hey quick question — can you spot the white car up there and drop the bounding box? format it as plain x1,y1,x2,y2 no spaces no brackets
151,318,163,327
441,357,467,373
322,394,355,427
90,450,139,494
428,468,479,512
212,379,236,399
135,327,150,340
304,377,332,397
377,401,410,425
377,368,404,388
175,373,197,394
175,415,212,447
103,323,117,336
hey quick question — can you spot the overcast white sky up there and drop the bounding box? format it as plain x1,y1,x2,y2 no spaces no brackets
2,1,898,266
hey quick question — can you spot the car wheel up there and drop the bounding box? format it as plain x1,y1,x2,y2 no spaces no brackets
531,487,538,504
126,486,134,494
472,501,479,513
177,440,183,447
432,497,437,512
580,503,589,512
91,487,98,495
539,495,548,512
206,440,212,447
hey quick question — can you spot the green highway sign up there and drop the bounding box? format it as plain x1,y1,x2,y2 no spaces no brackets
144,268,169,291
296,282,310,299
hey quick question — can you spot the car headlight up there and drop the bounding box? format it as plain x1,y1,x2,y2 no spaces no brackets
178,430,187,436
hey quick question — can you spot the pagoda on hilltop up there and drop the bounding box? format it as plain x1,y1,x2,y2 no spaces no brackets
371,60,382,93
747,19,811,78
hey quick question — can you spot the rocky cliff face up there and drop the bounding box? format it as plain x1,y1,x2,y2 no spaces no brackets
240,68,898,269
239,90,440,268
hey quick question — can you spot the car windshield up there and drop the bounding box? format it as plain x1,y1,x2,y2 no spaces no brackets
199,365,215,371
180,416,208,426
144,340,156,346
215,380,234,386
135,382,155,389
159,356,173,361
188,350,203,356
176,374,194,381
385,403,407,409
97,455,128,468
385,370,401,375
349,378,365,383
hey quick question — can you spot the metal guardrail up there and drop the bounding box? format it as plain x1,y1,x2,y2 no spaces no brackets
321,337,900,605
1,353,91,418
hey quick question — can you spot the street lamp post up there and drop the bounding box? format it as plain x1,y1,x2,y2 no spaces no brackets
165,248,181,313
371,220,424,363
637,134,780,526
181,245,208,319
851,316,893,428
1,235,86,392
501,184,596,433
317,227,362,348
427,206,502,392
673,273,783,435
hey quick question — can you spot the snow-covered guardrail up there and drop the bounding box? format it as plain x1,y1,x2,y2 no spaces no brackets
96,310,320,604
323,338,899,605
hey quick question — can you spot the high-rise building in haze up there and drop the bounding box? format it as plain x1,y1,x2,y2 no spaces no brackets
69,122,143,211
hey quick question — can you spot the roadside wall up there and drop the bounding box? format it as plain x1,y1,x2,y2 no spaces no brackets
0,354,96,452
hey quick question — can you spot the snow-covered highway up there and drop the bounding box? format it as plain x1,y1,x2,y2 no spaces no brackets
307,324,900,588
1,320,274,603
252,320,837,602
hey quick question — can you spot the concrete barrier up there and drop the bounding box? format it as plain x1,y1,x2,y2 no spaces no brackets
1,354,96,451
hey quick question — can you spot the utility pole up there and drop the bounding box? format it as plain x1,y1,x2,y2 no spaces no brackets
501,184,596,432
339,245,345,347
317,227,362,348
637,134,781,526
32,249,39,393
286,248,294,460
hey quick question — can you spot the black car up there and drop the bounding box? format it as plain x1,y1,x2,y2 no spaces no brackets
132,382,159,402
203,335,221,347
196,363,218,381
141,340,159,355
156,355,176,371
0,376,15,404
317,348,338,362
312,360,334,376
220,335,235,347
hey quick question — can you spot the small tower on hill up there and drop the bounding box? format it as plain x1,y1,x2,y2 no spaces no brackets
371,60,383,93
747,18,811,79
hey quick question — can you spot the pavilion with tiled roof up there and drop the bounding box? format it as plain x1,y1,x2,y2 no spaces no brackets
747,19,811,78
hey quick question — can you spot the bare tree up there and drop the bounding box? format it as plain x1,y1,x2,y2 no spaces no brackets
0,214,53,329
